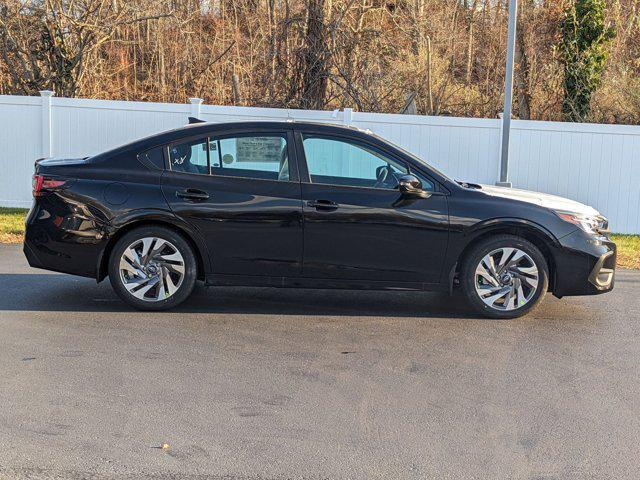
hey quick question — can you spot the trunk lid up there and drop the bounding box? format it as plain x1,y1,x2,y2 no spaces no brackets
35,156,89,171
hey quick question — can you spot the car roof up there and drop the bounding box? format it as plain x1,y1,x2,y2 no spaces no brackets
89,119,456,189
99,121,374,156
183,119,369,133
165,120,374,142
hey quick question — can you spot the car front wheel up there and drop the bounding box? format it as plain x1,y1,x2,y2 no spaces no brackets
108,226,197,310
460,235,549,319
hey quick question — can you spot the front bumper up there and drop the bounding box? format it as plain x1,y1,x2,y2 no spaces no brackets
553,229,616,297
588,250,615,291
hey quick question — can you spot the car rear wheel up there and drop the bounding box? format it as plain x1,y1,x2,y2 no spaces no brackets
460,235,549,319
108,226,197,310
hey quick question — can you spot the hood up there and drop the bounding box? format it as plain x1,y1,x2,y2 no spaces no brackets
479,184,601,217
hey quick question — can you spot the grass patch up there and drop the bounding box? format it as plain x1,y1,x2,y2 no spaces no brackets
612,234,640,270
1,207,639,269
0,207,28,244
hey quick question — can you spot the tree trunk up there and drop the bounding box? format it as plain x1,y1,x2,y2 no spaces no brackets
425,36,434,114
232,73,241,105
514,25,531,119
411,0,424,56
300,0,328,109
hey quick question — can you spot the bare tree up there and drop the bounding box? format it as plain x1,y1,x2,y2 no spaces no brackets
0,0,636,124
0,0,171,97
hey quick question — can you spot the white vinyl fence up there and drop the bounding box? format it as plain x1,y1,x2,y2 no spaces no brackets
1,93,639,233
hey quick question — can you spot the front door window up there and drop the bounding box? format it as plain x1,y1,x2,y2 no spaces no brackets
302,135,434,191
302,135,407,190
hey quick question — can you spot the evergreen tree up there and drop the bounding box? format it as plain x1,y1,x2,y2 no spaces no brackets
560,0,615,122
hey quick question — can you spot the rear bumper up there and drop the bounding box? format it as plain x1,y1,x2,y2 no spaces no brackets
23,239,45,270
552,229,616,297
23,196,108,279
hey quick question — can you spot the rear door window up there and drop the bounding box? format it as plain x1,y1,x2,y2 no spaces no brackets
211,135,290,181
169,138,209,175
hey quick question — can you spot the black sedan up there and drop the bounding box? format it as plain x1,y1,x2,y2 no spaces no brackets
23,120,616,318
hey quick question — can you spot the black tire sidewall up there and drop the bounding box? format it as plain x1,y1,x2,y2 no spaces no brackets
108,226,197,310
461,235,549,319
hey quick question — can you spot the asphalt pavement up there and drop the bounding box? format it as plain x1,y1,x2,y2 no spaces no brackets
0,244,639,479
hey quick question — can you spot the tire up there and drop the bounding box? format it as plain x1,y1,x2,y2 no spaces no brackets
460,234,549,319
108,226,197,310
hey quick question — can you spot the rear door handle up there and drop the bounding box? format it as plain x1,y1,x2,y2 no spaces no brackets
176,188,210,201
307,199,339,211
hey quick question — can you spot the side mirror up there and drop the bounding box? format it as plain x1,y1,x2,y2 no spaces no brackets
398,174,429,198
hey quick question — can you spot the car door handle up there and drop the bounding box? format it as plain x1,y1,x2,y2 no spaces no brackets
307,199,339,211
176,189,210,201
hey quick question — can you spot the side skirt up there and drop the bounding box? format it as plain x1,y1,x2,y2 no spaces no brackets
205,273,448,293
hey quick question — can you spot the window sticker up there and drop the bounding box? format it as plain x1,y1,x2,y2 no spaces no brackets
235,137,283,163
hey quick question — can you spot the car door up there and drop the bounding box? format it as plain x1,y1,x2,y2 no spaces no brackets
161,129,303,277
295,132,449,284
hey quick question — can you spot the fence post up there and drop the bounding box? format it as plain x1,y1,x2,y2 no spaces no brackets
343,108,354,126
40,90,54,159
189,97,203,119
497,0,518,188
497,112,504,181
495,112,512,187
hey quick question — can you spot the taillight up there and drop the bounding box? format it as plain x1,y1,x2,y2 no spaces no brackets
32,174,68,197
32,175,44,196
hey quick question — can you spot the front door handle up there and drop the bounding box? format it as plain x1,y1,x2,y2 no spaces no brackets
176,188,210,201
307,199,339,211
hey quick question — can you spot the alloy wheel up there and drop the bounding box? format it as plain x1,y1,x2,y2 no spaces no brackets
118,237,185,302
474,247,539,311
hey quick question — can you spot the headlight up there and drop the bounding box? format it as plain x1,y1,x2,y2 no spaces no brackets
555,211,608,235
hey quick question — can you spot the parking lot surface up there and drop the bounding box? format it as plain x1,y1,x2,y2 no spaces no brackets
0,244,639,479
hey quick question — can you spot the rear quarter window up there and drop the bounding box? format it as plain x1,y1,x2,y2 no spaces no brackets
138,146,166,170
